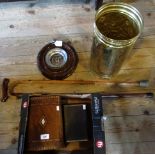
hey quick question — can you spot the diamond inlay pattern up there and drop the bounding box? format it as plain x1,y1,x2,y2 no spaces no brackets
39,115,47,127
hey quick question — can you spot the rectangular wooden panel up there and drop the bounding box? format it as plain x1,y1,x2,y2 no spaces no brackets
25,96,64,152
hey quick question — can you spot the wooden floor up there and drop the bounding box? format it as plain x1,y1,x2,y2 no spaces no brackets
0,0,155,153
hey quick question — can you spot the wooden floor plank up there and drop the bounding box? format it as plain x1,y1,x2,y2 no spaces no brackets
106,142,155,154
105,115,155,143
0,0,155,153
0,1,155,39
104,97,155,116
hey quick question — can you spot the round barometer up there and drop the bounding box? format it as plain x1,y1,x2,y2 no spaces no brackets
37,41,78,80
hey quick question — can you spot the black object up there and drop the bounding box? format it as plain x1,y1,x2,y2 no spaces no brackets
37,41,78,80
18,94,29,154
101,92,154,98
95,0,103,10
91,94,106,154
63,104,89,142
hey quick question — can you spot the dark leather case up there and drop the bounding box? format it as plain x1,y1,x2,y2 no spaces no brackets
63,104,89,142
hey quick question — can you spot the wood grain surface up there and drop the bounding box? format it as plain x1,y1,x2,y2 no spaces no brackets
0,0,155,153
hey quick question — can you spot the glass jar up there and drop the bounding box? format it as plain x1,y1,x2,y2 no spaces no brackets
90,2,144,78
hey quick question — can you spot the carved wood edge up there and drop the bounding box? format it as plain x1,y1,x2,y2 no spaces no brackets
1,78,10,102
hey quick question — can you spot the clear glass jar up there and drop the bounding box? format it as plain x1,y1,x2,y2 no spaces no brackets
90,2,144,78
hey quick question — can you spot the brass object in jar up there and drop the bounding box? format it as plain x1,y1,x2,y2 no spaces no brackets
90,2,144,78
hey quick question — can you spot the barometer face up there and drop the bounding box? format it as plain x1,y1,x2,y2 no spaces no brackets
37,41,78,80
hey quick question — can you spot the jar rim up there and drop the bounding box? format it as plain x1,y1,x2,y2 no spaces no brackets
95,2,144,47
